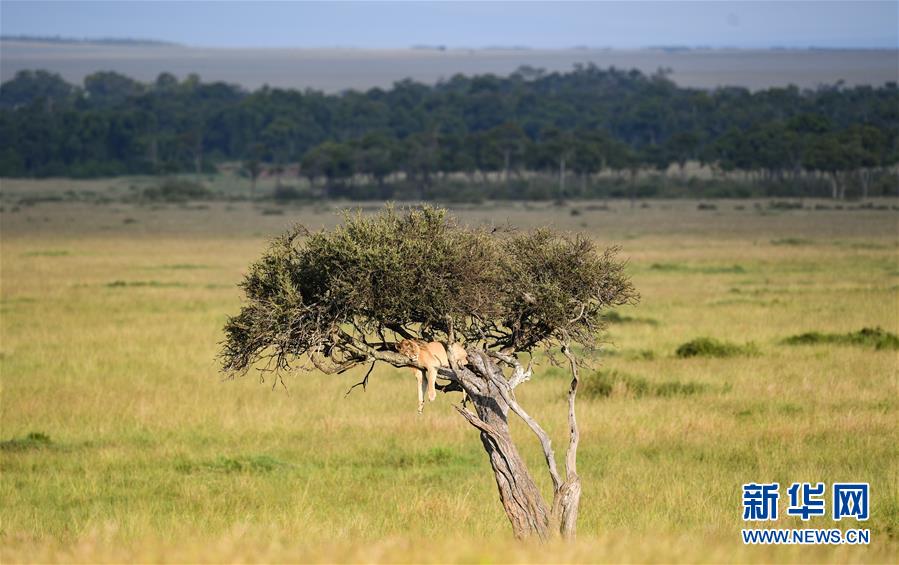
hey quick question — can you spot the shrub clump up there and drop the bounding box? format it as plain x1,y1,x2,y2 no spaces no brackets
676,337,759,358
581,369,708,399
142,178,213,202
771,238,812,246
782,327,899,350
272,185,313,202
604,310,659,326
0,431,52,451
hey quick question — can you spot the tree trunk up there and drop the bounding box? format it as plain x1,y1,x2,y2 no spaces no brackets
453,351,552,540
559,156,566,198
149,136,158,172
504,149,511,187
859,169,869,201
442,347,583,541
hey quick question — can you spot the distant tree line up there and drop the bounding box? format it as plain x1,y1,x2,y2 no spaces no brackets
1,65,897,199
1,35,178,46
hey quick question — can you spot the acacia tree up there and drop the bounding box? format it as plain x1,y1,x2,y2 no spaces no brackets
220,206,637,540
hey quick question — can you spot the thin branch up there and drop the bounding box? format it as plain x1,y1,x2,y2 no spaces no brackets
561,340,580,479
344,361,376,397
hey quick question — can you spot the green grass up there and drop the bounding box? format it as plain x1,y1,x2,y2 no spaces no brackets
782,327,899,350
1,196,897,563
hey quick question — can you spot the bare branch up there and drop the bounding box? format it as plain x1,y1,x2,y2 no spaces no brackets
561,341,580,479
344,361,376,397
486,350,532,390
557,337,582,538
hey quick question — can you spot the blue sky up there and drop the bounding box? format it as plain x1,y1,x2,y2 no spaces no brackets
1,1,896,49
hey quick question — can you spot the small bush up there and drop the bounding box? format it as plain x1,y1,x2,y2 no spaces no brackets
697,202,717,210
22,249,69,257
142,178,213,202
771,238,812,246
768,201,803,210
629,349,657,361
676,337,758,358
701,264,746,274
782,327,899,350
649,262,686,272
106,280,187,288
604,310,659,326
649,263,745,274
581,370,708,399
272,185,313,202
158,264,208,270
1,432,52,451
654,381,708,397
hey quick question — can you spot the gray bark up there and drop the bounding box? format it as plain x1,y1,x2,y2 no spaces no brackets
452,351,552,540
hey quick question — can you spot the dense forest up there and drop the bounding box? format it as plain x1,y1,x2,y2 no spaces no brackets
1,65,897,200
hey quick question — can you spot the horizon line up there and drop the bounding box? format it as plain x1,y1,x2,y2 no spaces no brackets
2,35,898,52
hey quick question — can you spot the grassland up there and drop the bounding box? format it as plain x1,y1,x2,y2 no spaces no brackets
1,185,897,563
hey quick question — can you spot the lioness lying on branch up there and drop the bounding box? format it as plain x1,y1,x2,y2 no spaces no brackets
397,339,468,413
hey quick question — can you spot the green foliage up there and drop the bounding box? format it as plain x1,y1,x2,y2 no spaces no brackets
771,238,812,246
675,337,759,358
581,370,708,399
142,178,213,202
21,249,69,257
782,327,899,350
649,263,746,274
603,310,659,326
220,205,636,374
106,280,188,288
0,432,52,451
272,185,314,202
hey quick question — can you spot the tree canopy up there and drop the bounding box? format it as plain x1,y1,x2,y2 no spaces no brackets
220,205,637,377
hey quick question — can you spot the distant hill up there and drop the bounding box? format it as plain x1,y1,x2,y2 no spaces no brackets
0,40,896,92
0,35,178,47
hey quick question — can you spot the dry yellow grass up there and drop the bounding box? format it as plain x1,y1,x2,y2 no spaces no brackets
1,195,897,563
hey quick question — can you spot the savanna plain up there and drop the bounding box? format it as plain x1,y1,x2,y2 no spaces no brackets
1,183,897,563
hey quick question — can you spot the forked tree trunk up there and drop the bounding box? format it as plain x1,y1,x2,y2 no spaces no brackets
445,348,581,540
453,351,552,539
